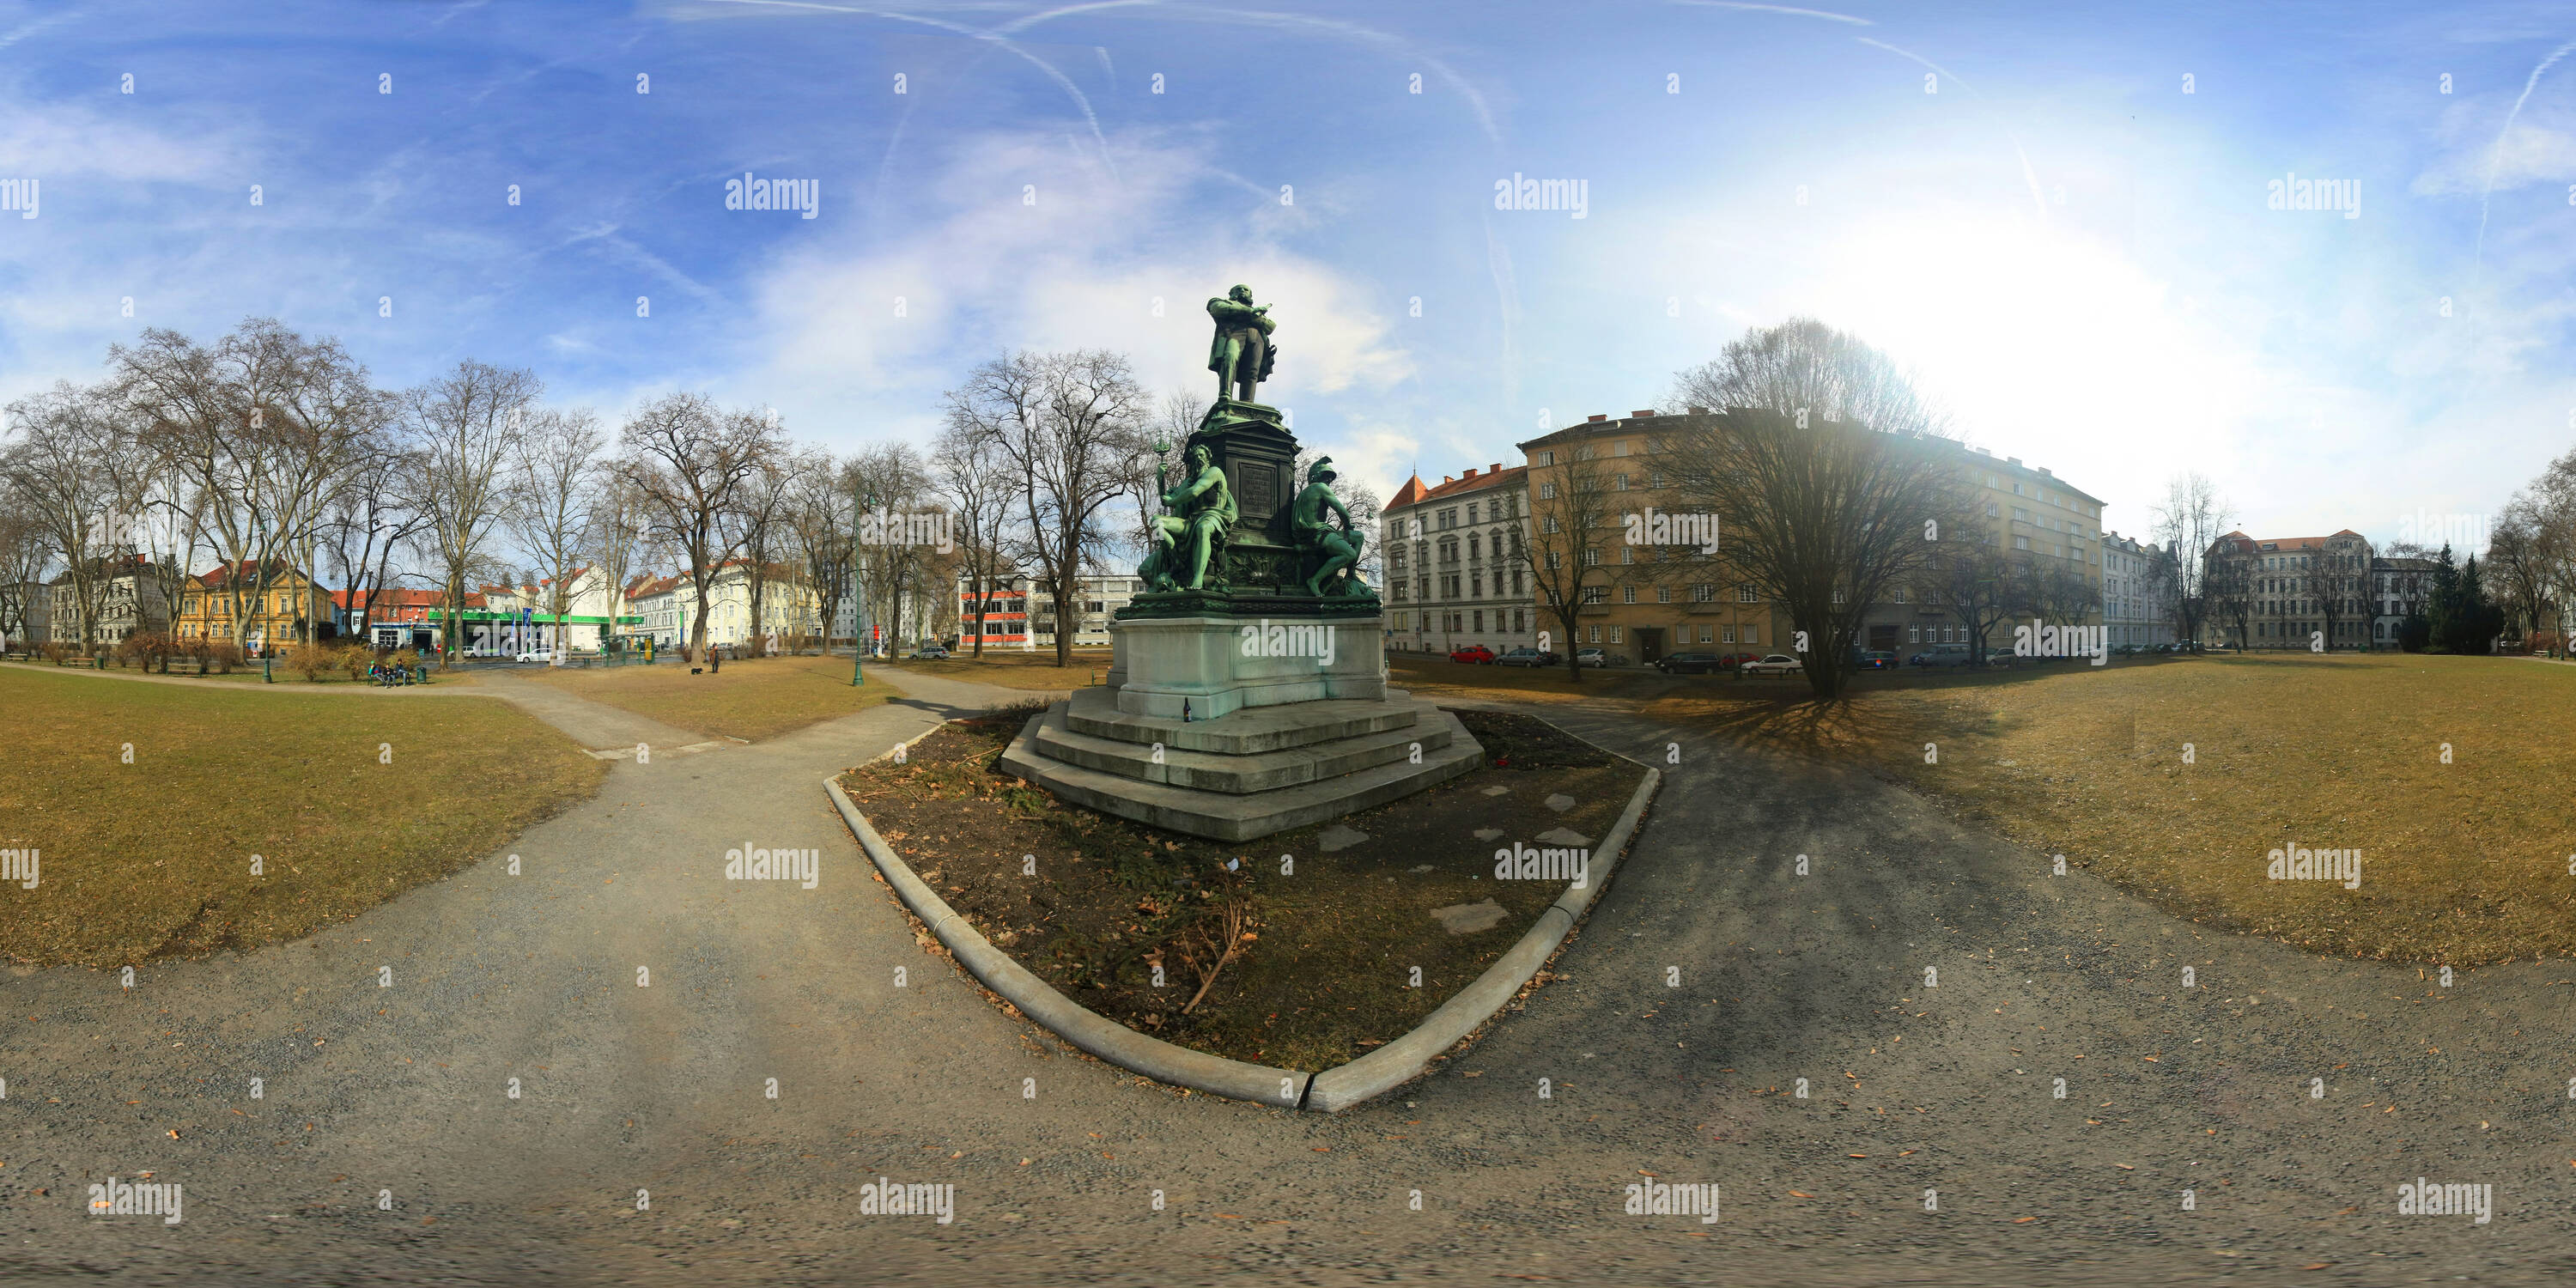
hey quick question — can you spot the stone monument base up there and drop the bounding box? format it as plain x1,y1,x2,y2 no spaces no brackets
1000,686,1484,842
1107,613,1386,721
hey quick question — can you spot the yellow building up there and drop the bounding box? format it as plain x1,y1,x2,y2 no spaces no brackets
176,561,331,651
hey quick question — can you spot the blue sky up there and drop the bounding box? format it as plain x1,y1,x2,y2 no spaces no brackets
2,0,2571,551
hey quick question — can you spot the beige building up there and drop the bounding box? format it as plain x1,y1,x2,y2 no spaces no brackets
2205,530,2375,650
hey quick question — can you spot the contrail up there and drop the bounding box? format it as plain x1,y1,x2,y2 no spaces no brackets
2471,36,2576,289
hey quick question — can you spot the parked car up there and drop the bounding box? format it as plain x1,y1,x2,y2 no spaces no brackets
1740,653,1805,676
1654,651,1728,675
1908,645,1970,667
1854,650,1899,671
1721,652,1761,668
1572,647,1631,667
1449,644,1497,665
1495,647,1561,667
910,644,951,660
513,648,554,664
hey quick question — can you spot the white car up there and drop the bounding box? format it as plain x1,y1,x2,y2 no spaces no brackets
1740,653,1805,676
514,648,554,664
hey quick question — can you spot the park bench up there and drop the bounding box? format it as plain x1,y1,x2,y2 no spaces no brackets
167,658,207,676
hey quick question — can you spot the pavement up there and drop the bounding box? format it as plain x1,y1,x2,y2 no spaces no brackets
3,670,2570,1285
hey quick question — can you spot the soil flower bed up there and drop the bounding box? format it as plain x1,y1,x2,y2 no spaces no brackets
839,708,1648,1071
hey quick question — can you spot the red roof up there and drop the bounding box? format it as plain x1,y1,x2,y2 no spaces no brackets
194,560,306,590
1385,465,1525,513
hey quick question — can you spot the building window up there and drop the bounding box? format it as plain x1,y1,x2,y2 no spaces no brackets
1655,585,1671,604
1698,625,1712,643
1546,552,1561,570
1622,586,1637,604
1588,625,1601,643
1467,503,1479,524
1722,625,1735,644
1543,515,1560,534
1610,626,1625,643
1613,473,1629,490
1473,610,1484,632
1582,586,1607,605
1909,625,1921,643
1692,583,1714,602
1738,584,1757,602
1742,624,1758,645
1535,451,1554,466
1583,547,1601,567
1539,481,1557,500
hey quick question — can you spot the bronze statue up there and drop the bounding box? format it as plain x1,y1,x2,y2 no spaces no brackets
1291,455,1368,598
1206,284,1277,404
1139,442,1236,592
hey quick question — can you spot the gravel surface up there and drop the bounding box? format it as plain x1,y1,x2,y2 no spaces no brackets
4,676,2567,1285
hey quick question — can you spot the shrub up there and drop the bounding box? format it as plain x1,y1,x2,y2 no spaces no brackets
204,640,244,673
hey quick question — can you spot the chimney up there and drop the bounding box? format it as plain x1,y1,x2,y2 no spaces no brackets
1462,467,1479,479
1587,414,1607,422
1489,462,1502,473
1971,446,1990,455
2038,466,2053,477
1443,475,1455,484
1686,405,1708,415
1630,409,1656,418
2007,456,2022,466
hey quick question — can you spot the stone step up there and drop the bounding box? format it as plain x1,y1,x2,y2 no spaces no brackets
1032,702,1453,795
1060,684,1421,755
1000,707,1486,843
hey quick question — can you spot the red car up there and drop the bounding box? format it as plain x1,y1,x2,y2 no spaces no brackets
1449,644,1497,665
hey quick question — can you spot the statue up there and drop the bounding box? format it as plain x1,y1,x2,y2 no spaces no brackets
1138,441,1237,592
1206,284,1278,404
1291,455,1369,598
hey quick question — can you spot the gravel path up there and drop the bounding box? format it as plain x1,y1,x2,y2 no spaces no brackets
4,677,2567,1285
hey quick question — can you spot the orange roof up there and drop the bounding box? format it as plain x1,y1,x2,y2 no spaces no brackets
1385,464,1525,512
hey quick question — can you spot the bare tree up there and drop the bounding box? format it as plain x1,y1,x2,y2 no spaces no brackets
319,429,429,648
730,442,799,656
0,492,49,647
2203,534,2256,648
506,407,604,658
785,451,852,654
851,442,935,654
584,471,651,653
1661,319,1971,699
949,350,1150,666
614,393,779,662
933,423,1016,659
1519,439,1628,682
0,382,125,646
2149,472,2233,647
408,361,541,664
1917,534,2022,664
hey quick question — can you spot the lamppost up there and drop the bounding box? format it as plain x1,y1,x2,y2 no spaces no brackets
850,486,875,686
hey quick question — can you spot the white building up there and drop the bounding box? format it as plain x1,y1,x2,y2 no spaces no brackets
1381,462,1539,656
954,571,1139,650
630,562,819,653
467,567,635,654
2100,532,2174,648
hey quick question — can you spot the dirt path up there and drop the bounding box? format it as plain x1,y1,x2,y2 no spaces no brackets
3,677,2566,1285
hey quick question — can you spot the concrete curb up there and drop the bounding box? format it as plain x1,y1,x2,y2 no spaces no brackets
825,712,1659,1115
1303,762,1660,1113
826,727,1313,1110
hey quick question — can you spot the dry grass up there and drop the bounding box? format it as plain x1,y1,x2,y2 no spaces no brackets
0,665,604,968
514,652,896,741
1386,653,1686,706
878,647,1116,692
1676,653,2576,966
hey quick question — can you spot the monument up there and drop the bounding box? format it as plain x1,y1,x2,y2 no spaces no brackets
1001,284,1483,841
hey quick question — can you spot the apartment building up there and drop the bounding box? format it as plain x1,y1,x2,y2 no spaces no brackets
1382,462,1540,656
0,579,51,647
177,561,324,651
2101,531,2175,648
954,572,1136,650
2370,554,2440,649
50,555,173,644
630,562,821,653
2204,530,2375,650
1516,411,1771,664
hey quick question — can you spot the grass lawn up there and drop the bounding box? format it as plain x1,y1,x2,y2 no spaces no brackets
0,658,477,687
877,648,1117,692
842,709,1645,1072
1647,652,2576,966
0,665,604,968
1390,652,1732,706
514,651,896,741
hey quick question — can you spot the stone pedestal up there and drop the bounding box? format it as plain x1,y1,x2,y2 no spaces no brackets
1109,613,1386,721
